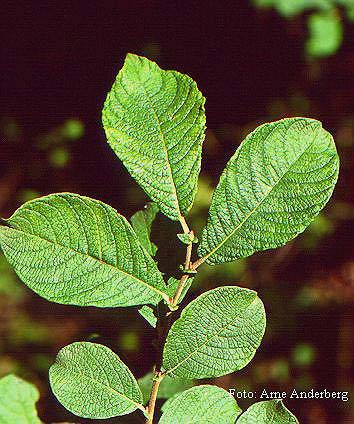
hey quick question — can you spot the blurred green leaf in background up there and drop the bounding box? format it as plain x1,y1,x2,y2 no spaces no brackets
252,0,354,57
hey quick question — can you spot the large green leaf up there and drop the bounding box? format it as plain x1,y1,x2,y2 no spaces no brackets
237,400,299,423
0,375,41,424
102,54,206,221
160,385,242,424
130,202,159,256
138,372,194,404
162,286,266,378
0,193,168,307
49,342,144,419
198,118,339,264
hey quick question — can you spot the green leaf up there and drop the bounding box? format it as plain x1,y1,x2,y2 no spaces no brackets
177,233,198,244
198,118,339,264
0,193,169,307
306,12,343,58
160,385,242,424
49,342,144,419
252,0,334,17
177,233,193,245
274,0,333,18
138,305,157,327
139,277,193,328
166,276,193,304
131,202,159,256
138,372,194,404
0,375,41,424
138,275,193,326
162,286,266,378
347,4,354,21
102,54,206,221
237,400,299,423
139,275,193,326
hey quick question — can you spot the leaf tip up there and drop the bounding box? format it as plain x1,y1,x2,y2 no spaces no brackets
125,52,139,63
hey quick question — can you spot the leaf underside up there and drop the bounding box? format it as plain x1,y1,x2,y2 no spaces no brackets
0,374,40,424
237,400,299,424
138,305,157,327
199,117,339,264
177,233,192,244
166,276,193,304
130,202,159,256
162,286,266,379
0,193,168,307
138,276,192,327
138,372,194,404
49,342,143,419
102,53,206,221
160,385,242,424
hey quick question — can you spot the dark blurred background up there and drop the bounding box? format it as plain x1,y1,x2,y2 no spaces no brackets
1,1,354,423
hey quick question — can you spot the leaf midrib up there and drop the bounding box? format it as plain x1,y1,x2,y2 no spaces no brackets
2,226,168,301
164,296,261,375
203,125,321,262
53,363,144,412
134,68,182,219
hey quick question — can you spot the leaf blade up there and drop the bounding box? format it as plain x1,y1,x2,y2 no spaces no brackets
131,202,159,256
49,342,144,419
306,11,343,58
0,193,168,307
198,118,339,264
166,276,193,304
138,372,194,404
102,54,206,220
138,306,157,328
237,400,299,423
0,375,41,424
162,286,266,379
159,385,242,424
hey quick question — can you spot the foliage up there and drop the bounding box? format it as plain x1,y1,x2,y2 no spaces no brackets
160,385,242,423
237,399,299,423
252,0,353,57
49,342,144,419
131,202,159,256
163,287,266,378
198,118,338,264
0,54,339,422
0,374,40,424
0,193,168,307
102,53,206,220
306,11,343,57
138,372,194,404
